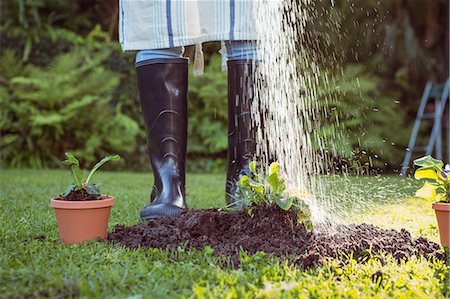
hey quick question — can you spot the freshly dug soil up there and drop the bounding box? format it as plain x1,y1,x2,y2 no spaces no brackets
56,189,100,201
108,206,445,267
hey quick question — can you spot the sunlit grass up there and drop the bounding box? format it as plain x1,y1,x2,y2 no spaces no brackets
0,169,448,298
360,198,439,243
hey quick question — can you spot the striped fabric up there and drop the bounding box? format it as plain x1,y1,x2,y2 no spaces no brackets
119,0,258,51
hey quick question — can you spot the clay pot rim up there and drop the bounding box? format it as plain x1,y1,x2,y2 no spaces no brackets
432,202,450,212
50,195,115,210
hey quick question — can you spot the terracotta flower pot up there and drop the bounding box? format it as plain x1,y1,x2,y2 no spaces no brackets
50,196,115,244
432,202,450,247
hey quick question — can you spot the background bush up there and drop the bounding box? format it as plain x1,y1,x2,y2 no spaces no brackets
0,33,139,168
316,65,409,172
0,0,448,172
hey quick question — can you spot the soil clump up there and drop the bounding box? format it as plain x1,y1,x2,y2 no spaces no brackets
108,206,445,267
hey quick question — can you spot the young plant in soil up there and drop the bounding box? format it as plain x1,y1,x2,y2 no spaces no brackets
414,155,450,203
50,153,120,244
230,161,312,230
59,153,120,201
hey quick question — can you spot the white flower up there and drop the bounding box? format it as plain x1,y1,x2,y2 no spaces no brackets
444,164,450,173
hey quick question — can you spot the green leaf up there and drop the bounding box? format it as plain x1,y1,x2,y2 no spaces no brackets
85,183,100,195
415,181,438,202
85,155,120,184
23,38,32,62
62,184,76,197
224,193,252,209
63,152,80,166
238,175,250,187
414,167,439,181
63,153,83,188
275,197,293,211
203,246,214,256
249,161,256,174
267,172,285,195
413,155,444,172
267,172,279,188
269,162,280,175
303,222,313,232
253,186,264,197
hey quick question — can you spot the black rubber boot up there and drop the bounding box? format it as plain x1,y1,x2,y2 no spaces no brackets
136,58,188,220
225,60,257,204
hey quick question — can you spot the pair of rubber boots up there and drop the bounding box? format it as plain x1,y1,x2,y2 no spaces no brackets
136,58,256,220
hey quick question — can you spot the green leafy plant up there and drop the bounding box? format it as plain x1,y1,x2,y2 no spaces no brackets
231,161,312,228
0,43,139,168
62,152,120,197
413,155,450,203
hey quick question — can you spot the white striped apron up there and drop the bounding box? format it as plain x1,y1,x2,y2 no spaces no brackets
119,0,258,51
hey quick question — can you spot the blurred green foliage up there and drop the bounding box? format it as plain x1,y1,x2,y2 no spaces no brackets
0,33,139,168
304,0,448,172
0,0,448,172
316,65,409,171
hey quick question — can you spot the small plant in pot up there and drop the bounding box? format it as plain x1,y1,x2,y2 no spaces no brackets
413,155,450,247
50,153,120,244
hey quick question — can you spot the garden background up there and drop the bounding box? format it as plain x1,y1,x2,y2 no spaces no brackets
1,0,449,172
1,1,450,298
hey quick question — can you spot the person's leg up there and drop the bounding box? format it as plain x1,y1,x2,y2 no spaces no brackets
135,47,188,220
135,47,184,64
224,41,261,204
224,41,260,61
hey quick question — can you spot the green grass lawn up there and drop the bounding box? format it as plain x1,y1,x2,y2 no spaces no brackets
1,169,448,298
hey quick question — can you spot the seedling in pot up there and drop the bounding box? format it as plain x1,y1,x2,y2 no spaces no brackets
51,152,120,243
61,153,120,200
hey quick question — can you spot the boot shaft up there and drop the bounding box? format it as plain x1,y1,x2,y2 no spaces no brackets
226,60,257,202
227,60,257,161
136,58,188,204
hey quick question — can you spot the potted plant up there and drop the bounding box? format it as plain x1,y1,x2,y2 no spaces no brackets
50,153,120,244
413,155,450,247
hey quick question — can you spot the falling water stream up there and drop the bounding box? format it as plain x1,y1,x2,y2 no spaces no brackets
250,1,416,231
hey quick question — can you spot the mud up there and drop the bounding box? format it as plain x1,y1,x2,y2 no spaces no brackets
107,206,445,267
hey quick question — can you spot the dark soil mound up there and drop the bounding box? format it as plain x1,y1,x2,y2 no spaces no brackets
107,206,445,267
